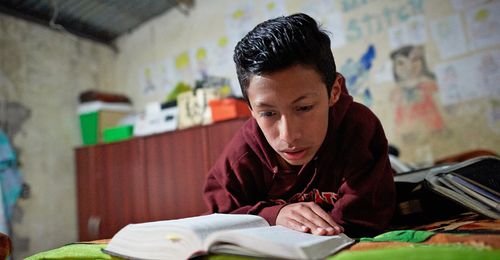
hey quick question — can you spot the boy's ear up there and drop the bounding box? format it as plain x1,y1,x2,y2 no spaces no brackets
248,104,258,119
328,76,342,106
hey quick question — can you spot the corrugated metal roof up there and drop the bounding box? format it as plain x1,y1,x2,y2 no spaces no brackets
0,0,184,46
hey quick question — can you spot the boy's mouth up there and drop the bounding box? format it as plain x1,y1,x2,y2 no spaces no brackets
282,149,307,161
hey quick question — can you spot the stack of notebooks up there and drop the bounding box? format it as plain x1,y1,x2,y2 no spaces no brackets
425,156,500,219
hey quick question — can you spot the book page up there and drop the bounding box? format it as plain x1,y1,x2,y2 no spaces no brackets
166,214,269,241
104,220,202,260
104,214,269,260
206,225,354,259
394,164,451,183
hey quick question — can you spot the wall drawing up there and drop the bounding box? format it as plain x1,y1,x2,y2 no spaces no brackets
339,44,376,106
390,45,444,138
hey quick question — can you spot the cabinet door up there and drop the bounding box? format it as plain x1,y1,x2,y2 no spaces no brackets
145,128,208,221
75,118,249,240
76,139,148,240
97,139,148,239
76,147,101,241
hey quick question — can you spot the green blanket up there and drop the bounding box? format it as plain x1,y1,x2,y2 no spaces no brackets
25,243,110,260
26,230,500,260
331,245,500,260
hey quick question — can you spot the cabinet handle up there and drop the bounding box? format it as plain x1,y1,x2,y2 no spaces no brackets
87,216,101,239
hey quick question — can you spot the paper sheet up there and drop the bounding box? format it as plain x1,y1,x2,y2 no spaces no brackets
388,15,427,49
430,14,468,59
435,50,500,105
261,0,287,19
465,1,500,50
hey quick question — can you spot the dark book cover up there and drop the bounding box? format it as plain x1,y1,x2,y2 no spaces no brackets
451,157,500,198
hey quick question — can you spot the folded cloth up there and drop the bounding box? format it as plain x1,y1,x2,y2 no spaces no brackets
360,230,435,243
0,130,23,235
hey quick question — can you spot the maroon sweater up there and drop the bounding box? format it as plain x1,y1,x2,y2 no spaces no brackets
203,79,395,237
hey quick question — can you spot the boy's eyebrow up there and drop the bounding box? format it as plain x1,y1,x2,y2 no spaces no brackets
289,93,320,105
253,93,319,108
292,93,318,104
252,101,274,108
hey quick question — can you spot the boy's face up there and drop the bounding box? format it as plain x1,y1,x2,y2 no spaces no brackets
247,65,341,166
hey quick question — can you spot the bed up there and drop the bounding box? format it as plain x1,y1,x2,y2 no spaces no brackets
21,212,500,260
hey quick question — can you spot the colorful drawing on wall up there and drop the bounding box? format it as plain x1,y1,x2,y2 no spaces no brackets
388,15,427,49
323,14,347,49
159,58,178,93
139,65,158,95
451,0,488,11
261,0,287,19
465,1,500,51
204,36,241,96
435,50,500,106
299,1,346,49
205,36,232,75
430,14,468,59
190,46,209,80
374,61,394,84
339,44,376,106
478,51,500,98
300,0,338,17
174,51,195,86
486,99,500,133
343,0,424,43
225,2,256,47
435,64,462,105
139,50,197,97
390,45,444,135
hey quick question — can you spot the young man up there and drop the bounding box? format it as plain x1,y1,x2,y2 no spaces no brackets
203,13,395,237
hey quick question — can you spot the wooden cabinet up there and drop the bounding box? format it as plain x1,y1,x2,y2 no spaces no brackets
144,127,208,221
75,138,149,240
75,118,247,241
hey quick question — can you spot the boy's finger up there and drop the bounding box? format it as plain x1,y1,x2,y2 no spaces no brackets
279,218,310,233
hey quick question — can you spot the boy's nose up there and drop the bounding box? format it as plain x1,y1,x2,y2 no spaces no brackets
278,115,301,144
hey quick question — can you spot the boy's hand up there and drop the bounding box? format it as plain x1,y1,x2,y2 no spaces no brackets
276,202,344,235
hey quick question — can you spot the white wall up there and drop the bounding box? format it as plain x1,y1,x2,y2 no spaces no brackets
0,14,116,259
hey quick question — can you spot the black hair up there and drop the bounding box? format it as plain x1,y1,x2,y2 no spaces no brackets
233,13,337,104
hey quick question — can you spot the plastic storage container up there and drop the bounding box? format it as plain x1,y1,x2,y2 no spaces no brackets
208,98,251,122
78,101,133,145
103,125,134,143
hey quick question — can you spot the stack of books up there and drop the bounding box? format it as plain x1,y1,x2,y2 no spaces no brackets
425,156,500,219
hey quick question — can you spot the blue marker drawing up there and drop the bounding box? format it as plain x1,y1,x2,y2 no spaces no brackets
340,44,376,107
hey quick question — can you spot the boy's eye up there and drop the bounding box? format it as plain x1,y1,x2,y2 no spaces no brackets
297,105,313,112
259,111,276,118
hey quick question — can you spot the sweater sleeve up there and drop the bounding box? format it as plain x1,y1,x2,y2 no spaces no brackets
203,154,286,225
330,109,396,237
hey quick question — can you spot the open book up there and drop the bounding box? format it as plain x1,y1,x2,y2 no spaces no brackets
425,156,500,219
103,213,354,260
